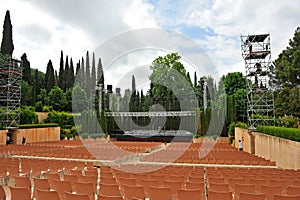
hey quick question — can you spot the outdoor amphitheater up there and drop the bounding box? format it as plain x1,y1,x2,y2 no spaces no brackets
0,136,298,200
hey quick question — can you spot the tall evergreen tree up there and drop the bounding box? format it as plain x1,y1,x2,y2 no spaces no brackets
64,55,69,90
54,70,58,86
97,58,104,86
21,53,31,83
58,50,65,90
132,75,136,95
33,69,39,102
76,60,80,75
194,71,197,87
45,60,55,92
91,52,96,87
69,58,75,88
85,51,91,96
96,58,104,111
0,10,14,56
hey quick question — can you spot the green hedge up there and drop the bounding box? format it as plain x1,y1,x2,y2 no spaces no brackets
19,123,59,129
256,126,300,142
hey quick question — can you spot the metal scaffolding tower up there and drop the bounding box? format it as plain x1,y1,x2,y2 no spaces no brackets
0,57,22,128
241,34,274,128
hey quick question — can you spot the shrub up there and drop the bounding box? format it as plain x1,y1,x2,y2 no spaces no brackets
19,123,59,129
256,126,300,142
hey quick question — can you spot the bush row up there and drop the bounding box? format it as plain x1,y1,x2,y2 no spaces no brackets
256,126,300,142
19,123,59,129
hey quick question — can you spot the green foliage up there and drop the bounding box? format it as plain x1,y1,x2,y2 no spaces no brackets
72,85,88,112
256,126,300,142
227,122,248,144
275,86,300,117
20,106,38,124
275,115,299,128
21,81,33,106
221,72,246,96
42,105,52,112
0,10,14,56
48,86,67,111
44,110,74,129
275,27,300,86
45,60,55,92
21,53,31,84
34,101,43,112
19,123,59,129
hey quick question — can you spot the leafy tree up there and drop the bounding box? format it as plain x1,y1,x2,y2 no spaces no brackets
0,10,14,56
275,86,300,117
72,85,88,113
275,27,300,86
21,53,31,83
20,106,38,124
233,88,247,122
149,52,194,111
221,72,246,95
45,60,55,92
37,88,49,106
48,86,67,111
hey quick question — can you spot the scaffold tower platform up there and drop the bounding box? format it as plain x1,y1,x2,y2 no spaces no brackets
241,34,275,128
0,57,22,128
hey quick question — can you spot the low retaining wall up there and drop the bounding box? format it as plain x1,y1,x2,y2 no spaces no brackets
255,132,300,170
0,130,8,145
0,127,60,145
235,127,300,169
234,127,255,154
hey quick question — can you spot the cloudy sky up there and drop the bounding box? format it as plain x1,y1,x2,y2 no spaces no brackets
0,0,299,90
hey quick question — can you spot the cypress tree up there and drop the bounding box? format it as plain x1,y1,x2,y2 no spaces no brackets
96,58,104,111
80,57,86,91
69,58,75,88
132,75,136,95
54,70,58,86
21,53,31,83
45,60,55,92
194,71,197,87
91,52,96,87
85,51,90,96
64,55,69,90
0,10,14,56
33,69,39,102
58,50,65,90
97,58,104,86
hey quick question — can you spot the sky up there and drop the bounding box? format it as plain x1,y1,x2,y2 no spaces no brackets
0,0,300,91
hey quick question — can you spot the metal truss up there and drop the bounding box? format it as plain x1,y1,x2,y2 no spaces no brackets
0,57,22,128
241,34,275,128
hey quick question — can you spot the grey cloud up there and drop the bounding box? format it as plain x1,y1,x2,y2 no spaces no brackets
18,0,132,44
17,23,52,44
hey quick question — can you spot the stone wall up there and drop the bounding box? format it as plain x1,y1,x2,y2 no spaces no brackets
235,127,300,169
255,132,300,169
0,130,8,145
35,112,48,124
234,127,255,154
0,127,60,145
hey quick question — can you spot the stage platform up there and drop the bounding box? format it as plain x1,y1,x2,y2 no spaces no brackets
109,130,194,142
